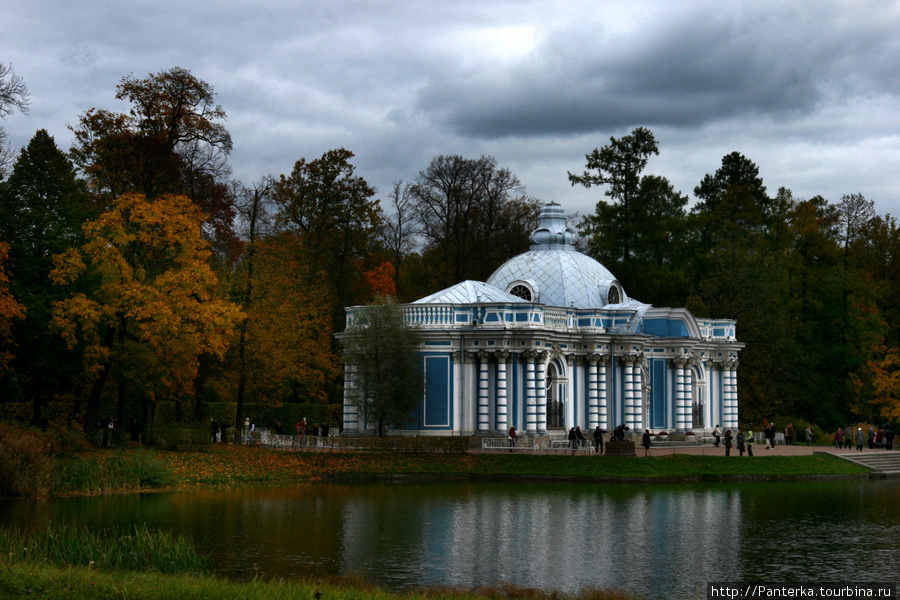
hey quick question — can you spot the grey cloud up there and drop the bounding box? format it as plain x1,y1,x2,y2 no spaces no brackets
416,5,900,138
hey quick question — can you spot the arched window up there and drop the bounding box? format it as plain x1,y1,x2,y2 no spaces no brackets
509,284,533,301
607,285,620,305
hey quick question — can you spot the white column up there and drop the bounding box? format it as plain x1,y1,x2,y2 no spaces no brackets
477,350,491,433
495,350,509,433
685,360,695,429
587,354,599,429
598,355,610,430
536,351,548,434
723,358,739,430
632,354,644,432
624,356,636,432
524,350,537,434
342,364,359,434
675,356,690,432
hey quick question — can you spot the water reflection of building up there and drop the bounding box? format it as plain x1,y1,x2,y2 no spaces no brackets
336,484,744,596
342,202,743,437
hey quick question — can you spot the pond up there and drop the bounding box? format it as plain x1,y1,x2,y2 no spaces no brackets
1,478,898,599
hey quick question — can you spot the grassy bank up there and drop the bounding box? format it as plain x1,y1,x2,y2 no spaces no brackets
151,444,870,487
1,436,871,499
0,562,639,600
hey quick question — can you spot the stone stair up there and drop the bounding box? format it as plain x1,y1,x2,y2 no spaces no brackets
833,451,900,476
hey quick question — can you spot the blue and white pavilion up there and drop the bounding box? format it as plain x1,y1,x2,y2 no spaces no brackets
342,203,742,437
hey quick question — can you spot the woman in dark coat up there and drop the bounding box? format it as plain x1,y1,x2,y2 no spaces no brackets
724,429,733,456
642,429,652,457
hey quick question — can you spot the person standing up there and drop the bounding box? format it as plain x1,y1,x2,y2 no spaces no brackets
805,426,813,447
834,427,844,449
713,424,722,448
593,426,605,455
568,427,577,453
867,427,876,449
856,427,864,451
766,423,776,449
642,429,652,457
724,429,733,456
746,429,754,457
575,426,586,449
508,425,517,452
785,423,795,446
886,426,894,451
736,429,746,456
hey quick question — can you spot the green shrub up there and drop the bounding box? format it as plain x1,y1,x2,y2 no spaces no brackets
145,424,211,450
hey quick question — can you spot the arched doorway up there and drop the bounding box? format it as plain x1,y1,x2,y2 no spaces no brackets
691,365,706,429
546,359,568,429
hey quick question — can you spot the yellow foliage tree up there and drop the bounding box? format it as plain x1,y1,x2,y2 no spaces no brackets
51,193,244,435
864,342,900,421
0,239,26,372
236,232,340,406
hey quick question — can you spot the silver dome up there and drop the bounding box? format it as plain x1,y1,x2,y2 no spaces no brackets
486,203,628,309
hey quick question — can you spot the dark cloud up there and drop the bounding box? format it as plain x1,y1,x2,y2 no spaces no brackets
416,3,900,138
1,0,899,219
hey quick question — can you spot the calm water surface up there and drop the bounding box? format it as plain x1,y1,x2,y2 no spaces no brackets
1,478,898,599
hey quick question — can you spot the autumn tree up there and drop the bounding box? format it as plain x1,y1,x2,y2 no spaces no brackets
858,342,900,422
0,63,30,177
341,299,421,436
69,67,237,258
409,154,539,289
0,240,25,372
50,193,244,438
273,148,382,330
231,231,340,409
0,130,94,423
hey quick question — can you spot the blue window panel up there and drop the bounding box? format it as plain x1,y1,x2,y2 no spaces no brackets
486,312,499,322
424,340,452,346
423,355,451,428
651,358,667,429
455,314,469,322
578,318,591,326
515,312,527,322
713,328,725,337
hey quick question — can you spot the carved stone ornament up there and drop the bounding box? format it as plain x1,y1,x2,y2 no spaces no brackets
494,349,510,363
549,342,564,359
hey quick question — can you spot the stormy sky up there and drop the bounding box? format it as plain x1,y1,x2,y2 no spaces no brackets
3,0,900,220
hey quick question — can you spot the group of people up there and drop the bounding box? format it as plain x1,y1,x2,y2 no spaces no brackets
834,425,894,451
208,417,341,444
507,424,612,455
714,421,790,456
718,427,756,456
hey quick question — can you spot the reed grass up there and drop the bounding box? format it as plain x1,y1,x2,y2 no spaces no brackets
0,523,210,575
53,449,175,494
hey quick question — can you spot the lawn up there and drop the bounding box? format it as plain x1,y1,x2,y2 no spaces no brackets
147,444,869,488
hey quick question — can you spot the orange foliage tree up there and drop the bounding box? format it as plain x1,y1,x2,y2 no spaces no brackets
50,193,244,435
0,240,26,372
365,261,397,299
